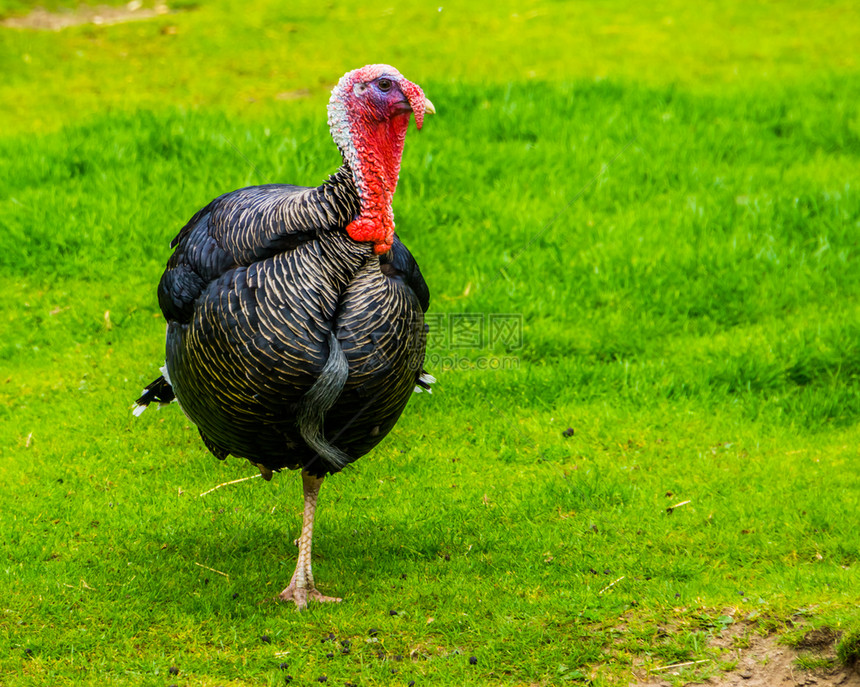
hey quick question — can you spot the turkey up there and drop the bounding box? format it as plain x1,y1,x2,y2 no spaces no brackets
134,64,435,609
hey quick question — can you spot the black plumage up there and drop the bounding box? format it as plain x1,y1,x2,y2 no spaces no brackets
151,174,428,478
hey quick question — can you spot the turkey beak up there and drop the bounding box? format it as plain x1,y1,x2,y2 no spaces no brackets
424,98,436,116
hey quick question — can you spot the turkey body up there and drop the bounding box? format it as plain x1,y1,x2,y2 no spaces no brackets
158,173,428,478
135,64,435,608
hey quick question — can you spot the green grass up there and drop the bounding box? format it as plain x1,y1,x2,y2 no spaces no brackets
2,0,860,685
794,654,835,671
838,629,860,666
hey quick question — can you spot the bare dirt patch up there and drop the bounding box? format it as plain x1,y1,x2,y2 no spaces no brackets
1,2,170,31
632,623,860,687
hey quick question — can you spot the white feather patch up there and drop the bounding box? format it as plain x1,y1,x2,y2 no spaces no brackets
414,371,436,394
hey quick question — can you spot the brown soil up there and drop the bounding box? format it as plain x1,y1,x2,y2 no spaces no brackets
632,624,860,687
1,2,170,31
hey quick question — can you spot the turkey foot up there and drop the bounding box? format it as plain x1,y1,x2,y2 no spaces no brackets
278,578,342,609
277,470,342,610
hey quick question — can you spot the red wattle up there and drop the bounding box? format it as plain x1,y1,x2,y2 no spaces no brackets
373,239,393,255
346,216,394,254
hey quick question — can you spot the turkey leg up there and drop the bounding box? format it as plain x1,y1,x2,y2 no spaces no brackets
278,470,342,609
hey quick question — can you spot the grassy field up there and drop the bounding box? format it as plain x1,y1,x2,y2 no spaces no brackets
2,1,860,685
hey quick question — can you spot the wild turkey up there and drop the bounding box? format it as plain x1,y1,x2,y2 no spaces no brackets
134,65,435,609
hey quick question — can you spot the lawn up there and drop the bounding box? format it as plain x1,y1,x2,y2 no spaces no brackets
1,1,859,685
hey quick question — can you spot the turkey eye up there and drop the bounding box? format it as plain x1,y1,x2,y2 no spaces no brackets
377,78,392,92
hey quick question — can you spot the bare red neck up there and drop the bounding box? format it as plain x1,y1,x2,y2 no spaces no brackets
343,112,411,254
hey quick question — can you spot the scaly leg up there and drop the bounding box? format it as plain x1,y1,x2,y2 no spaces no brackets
278,470,342,609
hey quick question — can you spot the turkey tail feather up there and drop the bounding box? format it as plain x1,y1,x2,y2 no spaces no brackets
132,375,175,416
413,369,436,393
